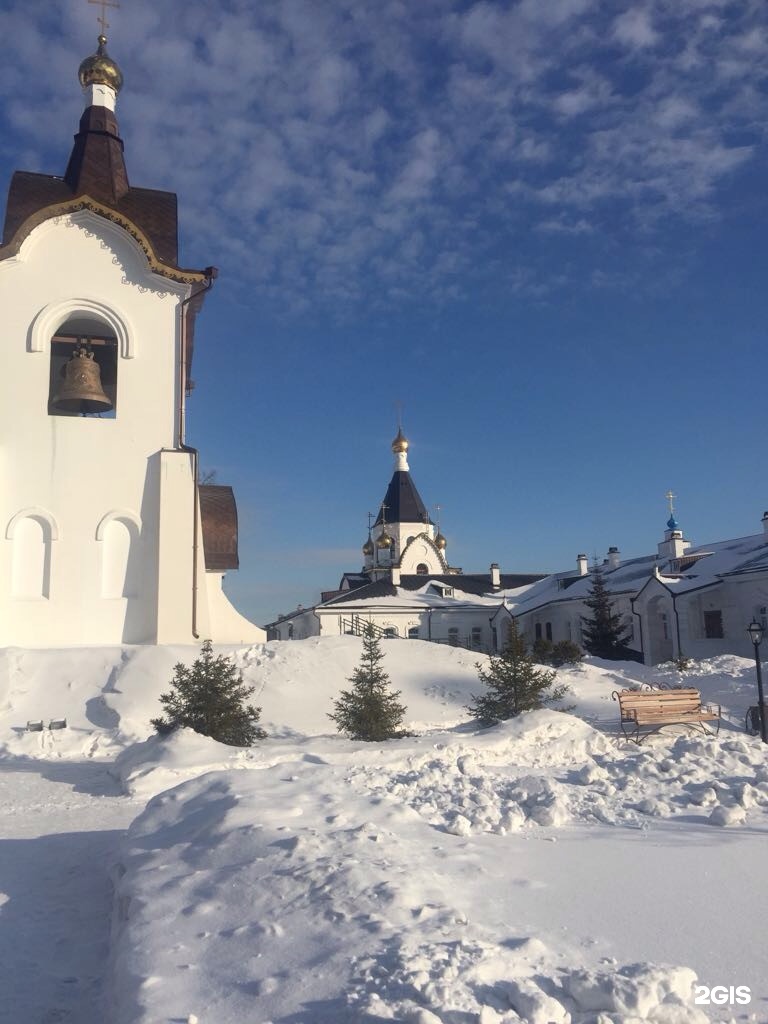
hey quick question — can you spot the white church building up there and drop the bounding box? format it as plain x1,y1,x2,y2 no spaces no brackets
0,33,264,647
265,429,545,645
267,429,768,668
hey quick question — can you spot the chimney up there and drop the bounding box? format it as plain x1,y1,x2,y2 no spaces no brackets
490,563,501,590
391,566,401,586
607,546,620,569
577,553,589,576
763,512,768,535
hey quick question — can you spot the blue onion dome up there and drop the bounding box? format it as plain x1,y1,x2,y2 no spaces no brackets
667,514,679,531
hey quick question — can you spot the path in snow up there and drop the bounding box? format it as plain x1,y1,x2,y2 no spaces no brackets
0,759,139,1024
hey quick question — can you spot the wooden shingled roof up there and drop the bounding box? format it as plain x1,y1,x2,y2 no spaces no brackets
199,485,240,572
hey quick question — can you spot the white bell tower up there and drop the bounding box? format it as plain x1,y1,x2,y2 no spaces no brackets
0,31,263,646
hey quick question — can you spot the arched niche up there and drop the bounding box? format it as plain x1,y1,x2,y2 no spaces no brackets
6,507,59,599
96,511,142,599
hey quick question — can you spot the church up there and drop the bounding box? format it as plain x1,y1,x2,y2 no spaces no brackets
0,32,264,646
265,428,545,645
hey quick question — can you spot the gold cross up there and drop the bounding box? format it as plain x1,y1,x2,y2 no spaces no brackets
88,0,120,36
666,490,676,516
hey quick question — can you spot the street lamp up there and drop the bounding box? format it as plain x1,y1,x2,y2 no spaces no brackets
747,619,767,744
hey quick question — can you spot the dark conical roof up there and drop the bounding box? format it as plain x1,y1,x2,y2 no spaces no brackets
375,471,432,527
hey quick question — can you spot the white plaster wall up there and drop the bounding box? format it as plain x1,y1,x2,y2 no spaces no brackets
204,572,266,643
0,213,189,645
399,535,444,574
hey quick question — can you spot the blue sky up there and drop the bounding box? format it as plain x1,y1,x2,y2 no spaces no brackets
1,1,766,626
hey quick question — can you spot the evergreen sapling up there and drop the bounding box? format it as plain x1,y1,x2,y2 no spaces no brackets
329,625,408,741
468,619,569,723
581,561,633,659
152,639,266,746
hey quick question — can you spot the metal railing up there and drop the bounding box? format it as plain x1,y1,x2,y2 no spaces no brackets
339,617,490,652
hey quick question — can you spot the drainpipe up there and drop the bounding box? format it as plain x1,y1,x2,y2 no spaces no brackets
630,597,645,663
178,267,217,638
671,592,682,659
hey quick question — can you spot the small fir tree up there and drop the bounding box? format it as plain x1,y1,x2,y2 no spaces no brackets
581,561,633,659
152,639,266,746
550,639,583,667
329,625,408,741
468,619,569,723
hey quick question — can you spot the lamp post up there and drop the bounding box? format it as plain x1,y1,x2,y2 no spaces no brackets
747,620,767,744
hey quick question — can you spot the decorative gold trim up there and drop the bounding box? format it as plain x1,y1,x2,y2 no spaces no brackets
0,196,207,284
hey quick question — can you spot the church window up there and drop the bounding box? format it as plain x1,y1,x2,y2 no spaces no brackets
534,623,542,640
416,563,429,575
408,626,420,639
384,626,399,638
288,624,295,639
704,610,723,639
448,627,459,646
471,626,483,649
48,316,118,418
545,622,553,641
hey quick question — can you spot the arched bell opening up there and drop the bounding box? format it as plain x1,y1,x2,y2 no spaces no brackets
48,314,118,417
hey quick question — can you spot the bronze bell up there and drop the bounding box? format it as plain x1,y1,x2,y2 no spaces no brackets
52,342,113,414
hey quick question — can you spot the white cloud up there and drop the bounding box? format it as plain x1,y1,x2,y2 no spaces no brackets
613,7,658,49
0,0,764,309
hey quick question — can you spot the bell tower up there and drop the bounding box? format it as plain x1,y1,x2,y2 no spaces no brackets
362,428,454,578
0,27,263,646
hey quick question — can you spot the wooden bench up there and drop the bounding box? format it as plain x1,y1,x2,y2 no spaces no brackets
612,687,721,744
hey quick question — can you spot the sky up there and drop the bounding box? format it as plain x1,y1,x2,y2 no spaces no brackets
0,0,766,627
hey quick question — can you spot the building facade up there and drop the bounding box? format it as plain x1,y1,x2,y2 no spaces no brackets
0,33,263,646
265,429,545,645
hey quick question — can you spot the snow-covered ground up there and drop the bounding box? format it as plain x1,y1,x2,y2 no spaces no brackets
1,638,767,1023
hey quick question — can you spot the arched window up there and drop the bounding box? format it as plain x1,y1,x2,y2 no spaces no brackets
408,626,420,639
416,563,429,575
48,314,118,418
384,626,399,639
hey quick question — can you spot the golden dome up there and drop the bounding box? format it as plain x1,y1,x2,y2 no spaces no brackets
79,36,124,94
435,532,447,550
391,428,409,454
376,530,393,549
362,537,374,556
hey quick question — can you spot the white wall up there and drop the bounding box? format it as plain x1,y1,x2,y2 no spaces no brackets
0,211,258,646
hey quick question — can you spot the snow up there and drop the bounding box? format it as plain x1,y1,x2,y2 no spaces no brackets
1,638,767,1023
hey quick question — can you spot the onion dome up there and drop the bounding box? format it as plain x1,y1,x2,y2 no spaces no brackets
667,514,679,531
362,536,374,557
79,35,124,94
435,532,447,550
391,428,409,455
376,529,393,549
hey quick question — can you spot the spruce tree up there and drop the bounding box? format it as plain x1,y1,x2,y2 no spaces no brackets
468,619,569,723
581,561,633,659
329,625,408,741
152,639,266,746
